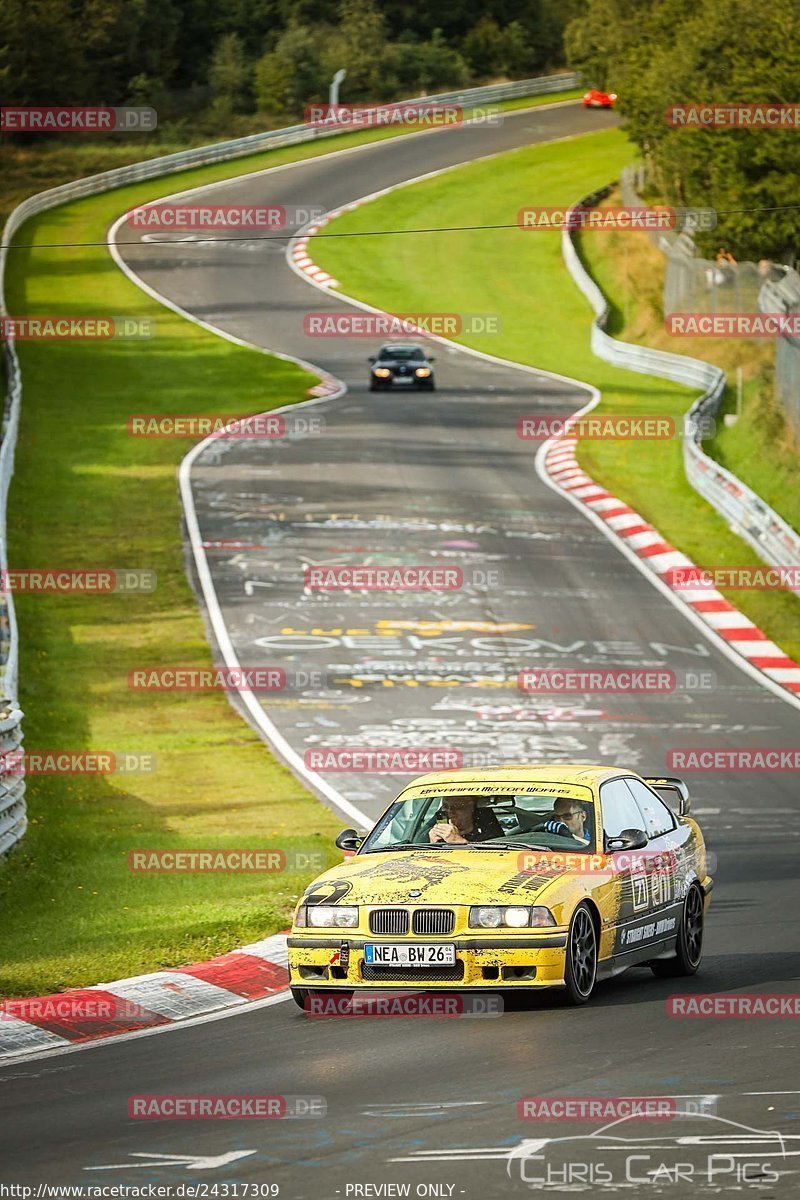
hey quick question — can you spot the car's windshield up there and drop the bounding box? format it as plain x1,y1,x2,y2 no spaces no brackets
380,346,425,361
360,786,596,853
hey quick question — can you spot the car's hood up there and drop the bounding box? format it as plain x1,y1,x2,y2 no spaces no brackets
300,848,571,907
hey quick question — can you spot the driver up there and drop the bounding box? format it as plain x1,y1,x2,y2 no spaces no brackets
428,796,503,844
533,797,591,845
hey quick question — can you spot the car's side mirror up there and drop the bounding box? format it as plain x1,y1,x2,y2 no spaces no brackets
427,356,435,362
605,828,648,852
335,828,364,852
368,356,376,363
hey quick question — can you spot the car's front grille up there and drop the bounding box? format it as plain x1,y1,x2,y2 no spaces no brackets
412,908,455,935
361,963,465,983
369,908,409,935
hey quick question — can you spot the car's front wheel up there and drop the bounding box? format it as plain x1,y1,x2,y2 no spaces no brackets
563,903,597,1005
650,883,704,977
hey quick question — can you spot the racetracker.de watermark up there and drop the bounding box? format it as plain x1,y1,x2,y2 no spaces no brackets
667,313,800,338
128,849,325,873
304,312,500,336
667,748,800,771
668,994,800,1017
0,317,154,340
305,566,464,591
518,206,716,232
304,103,462,128
519,1097,678,1121
514,848,718,875
124,203,325,230
304,988,501,1017
127,666,329,692
665,565,800,590
518,414,677,440
518,667,717,694
126,413,324,438
0,751,156,775
0,996,152,1023
666,103,800,128
305,992,503,1017
0,569,155,593
128,1095,326,1119
1,106,157,132
304,747,462,772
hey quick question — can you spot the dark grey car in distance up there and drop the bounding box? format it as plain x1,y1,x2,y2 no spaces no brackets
368,343,436,391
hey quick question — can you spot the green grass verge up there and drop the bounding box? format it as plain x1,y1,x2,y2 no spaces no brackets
709,387,800,534
0,202,347,997
311,127,800,660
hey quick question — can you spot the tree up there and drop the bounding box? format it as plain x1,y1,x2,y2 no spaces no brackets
462,18,508,76
566,0,800,259
498,21,537,76
254,22,326,114
81,0,152,105
209,31,251,114
320,0,390,99
412,29,470,94
1,0,87,106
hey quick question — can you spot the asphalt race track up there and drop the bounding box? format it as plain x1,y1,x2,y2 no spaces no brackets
2,101,799,1196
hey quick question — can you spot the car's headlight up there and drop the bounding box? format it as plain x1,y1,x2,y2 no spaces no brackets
469,905,556,929
296,904,359,928
415,367,431,377
374,367,391,378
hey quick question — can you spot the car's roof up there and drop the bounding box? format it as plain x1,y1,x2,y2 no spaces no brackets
379,342,425,351
399,763,636,791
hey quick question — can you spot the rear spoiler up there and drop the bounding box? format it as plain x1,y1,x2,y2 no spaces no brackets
644,776,691,817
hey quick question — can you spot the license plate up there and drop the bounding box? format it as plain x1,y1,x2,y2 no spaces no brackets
364,943,456,966
394,376,413,384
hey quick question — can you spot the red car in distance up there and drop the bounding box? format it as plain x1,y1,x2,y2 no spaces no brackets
583,89,618,108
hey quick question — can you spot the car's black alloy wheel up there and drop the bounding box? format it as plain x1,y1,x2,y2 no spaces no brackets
564,903,597,1004
651,883,704,977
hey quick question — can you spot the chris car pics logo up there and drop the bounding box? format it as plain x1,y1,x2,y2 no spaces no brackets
506,1113,786,1188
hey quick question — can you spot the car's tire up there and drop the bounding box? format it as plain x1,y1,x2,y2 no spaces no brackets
291,987,354,1011
650,883,704,977
563,903,598,1005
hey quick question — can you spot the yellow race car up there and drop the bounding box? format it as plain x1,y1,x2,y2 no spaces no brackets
288,764,712,1007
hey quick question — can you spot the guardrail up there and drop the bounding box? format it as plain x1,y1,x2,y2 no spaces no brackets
561,185,800,592
759,267,800,441
0,71,579,856
0,706,25,855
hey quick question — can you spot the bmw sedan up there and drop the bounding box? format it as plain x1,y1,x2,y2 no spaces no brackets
368,343,436,391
